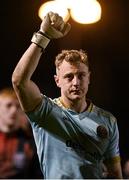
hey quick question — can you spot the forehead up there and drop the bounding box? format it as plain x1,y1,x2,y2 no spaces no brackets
57,60,89,74
0,97,18,106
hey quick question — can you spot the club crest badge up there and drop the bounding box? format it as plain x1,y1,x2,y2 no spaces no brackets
97,125,108,139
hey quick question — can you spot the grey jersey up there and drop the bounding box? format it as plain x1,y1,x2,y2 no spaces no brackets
26,96,120,179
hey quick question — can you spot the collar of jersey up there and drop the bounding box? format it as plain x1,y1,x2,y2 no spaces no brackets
54,97,93,113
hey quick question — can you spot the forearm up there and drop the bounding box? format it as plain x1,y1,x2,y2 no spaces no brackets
12,43,42,86
12,43,44,112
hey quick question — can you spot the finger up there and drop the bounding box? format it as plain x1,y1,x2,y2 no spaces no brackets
48,12,59,24
43,13,51,24
52,16,64,30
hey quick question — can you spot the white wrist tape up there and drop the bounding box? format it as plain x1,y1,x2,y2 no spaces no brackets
31,32,50,49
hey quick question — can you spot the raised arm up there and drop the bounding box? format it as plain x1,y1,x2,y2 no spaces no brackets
12,12,71,112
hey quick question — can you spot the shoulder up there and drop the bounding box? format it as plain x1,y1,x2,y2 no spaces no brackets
92,104,117,124
27,95,63,116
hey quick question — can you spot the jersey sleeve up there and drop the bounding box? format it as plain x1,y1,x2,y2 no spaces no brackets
104,117,120,163
25,95,54,124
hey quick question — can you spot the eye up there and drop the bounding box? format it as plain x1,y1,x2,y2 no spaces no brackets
64,74,73,81
6,102,13,108
78,73,86,80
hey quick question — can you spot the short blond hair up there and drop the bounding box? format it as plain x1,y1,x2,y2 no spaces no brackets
55,49,89,69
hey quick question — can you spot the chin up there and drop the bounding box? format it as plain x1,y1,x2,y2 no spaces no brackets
70,95,82,101
7,119,16,125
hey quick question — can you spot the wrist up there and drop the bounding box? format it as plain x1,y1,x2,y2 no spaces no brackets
31,31,50,50
38,31,51,39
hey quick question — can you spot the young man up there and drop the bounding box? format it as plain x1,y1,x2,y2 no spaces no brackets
12,12,122,178
0,88,42,178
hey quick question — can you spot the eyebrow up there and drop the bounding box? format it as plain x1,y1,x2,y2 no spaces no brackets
63,71,87,78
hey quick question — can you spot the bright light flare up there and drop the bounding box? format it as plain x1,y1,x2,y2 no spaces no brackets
55,0,75,9
38,0,70,22
70,0,102,24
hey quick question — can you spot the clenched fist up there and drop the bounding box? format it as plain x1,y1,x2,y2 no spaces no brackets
40,12,71,39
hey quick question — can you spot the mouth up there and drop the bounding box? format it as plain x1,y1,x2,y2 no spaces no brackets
10,115,17,120
70,90,81,95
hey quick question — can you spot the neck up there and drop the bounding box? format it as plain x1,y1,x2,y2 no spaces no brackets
60,96,87,113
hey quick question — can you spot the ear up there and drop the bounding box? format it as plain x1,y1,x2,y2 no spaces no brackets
54,75,61,88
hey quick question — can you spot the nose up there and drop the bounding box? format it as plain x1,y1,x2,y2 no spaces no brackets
72,76,80,86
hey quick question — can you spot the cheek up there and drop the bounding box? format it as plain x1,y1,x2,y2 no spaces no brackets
60,81,70,91
0,107,7,114
59,79,69,87
0,109,10,121
82,79,89,89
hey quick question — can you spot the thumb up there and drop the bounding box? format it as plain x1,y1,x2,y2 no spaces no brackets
40,13,51,33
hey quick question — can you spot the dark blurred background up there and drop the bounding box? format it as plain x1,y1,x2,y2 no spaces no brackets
1,0,129,164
